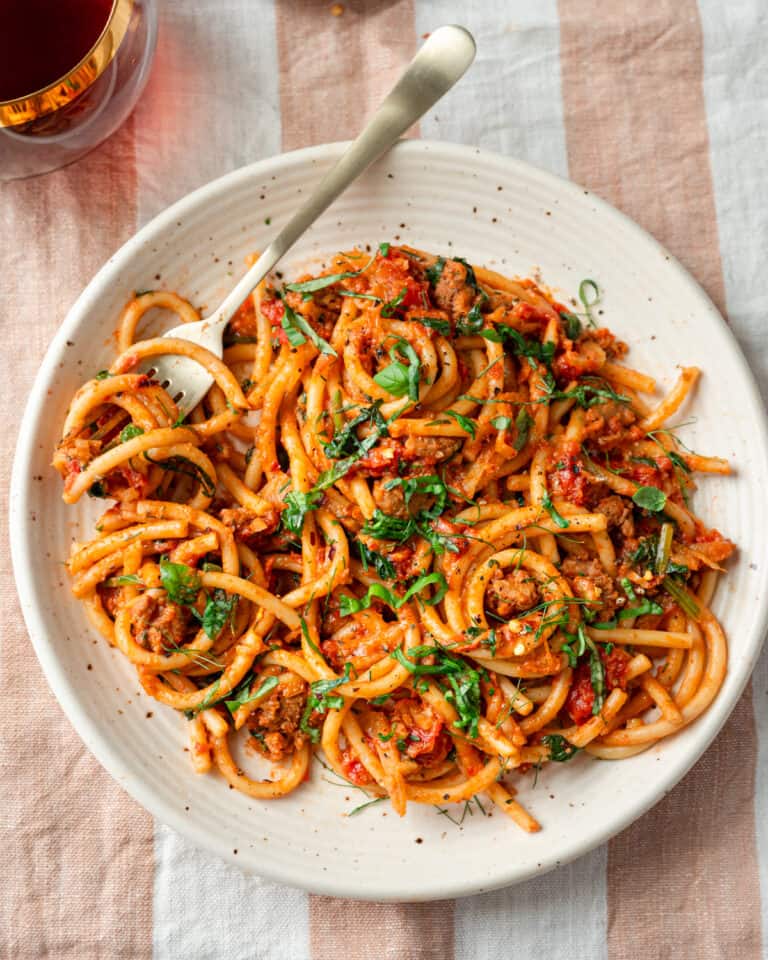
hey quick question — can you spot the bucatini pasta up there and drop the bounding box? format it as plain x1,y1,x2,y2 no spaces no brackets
53,244,735,830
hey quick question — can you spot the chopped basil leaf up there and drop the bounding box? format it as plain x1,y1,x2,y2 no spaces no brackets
339,572,448,615
542,733,580,762
352,540,396,580
362,509,415,542
452,256,484,296
381,286,408,318
441,409,477,438
560,311,582,340
373,337,420,401
119,424,144,443
391,645,481,738
425,256,445,286
662,576,700,618
617,599,664,620
668,450,691,474
541,491,569,529
299,663,353,741
323,401,387,459
455,303,484,336
281,301,337,356
200,589,237,639
491,415,513,431
282,489,322,534
312,402,405,492
108,574,144,587
159,559,200,606
415,316,451,336
493,325,556,368
632,485,667,512
337,290,382,302
283,252,377,293
225,674,279,714
514,408,534,451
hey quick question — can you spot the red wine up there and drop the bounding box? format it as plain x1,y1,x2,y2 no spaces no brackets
0,0,113,101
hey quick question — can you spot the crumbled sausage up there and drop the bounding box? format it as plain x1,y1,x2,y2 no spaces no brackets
584,403,642,452
390,698,451,768
594,495,634,538
402,435,461,465
320,599,394,672
560,557,620,619
486,568,540,618
132,594,188,653
248,669,308,761
432,259,477,320
219,506,281,547
372,478,408,518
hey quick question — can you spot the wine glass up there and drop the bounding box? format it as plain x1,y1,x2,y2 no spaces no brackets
0,0,158,181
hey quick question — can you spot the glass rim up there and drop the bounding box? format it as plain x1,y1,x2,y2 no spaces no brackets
0,0,134,128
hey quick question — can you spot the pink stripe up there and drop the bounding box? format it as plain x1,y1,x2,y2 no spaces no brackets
309,897,454,960
275,0,420,150
559,0,725,314
0,118,154,959
558,1,762,956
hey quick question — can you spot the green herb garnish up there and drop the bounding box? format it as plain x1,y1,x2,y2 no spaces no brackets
662,576,700,618
578,278,600,327
391,645,481,738
282,489,322,534
425,257,445,286
441,409,477,439
561,311,582,340
284,252,377,294
541,492,569,529
632,486,667,512
159,559,201,606
339,572,448,615
352,541,396,581
381,286,408,318
281,301,337,356
491,415,513,431
119,424,144,443
225,675,279,714
542,733,580,762
514,408,534,451
415,316,451,336
373,337,420,401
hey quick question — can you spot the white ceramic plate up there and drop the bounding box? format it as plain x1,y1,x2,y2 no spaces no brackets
11,140,768,901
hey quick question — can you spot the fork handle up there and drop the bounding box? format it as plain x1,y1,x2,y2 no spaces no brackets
209,24,475,327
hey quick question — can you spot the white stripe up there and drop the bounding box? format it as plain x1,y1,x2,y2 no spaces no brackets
414,0,569,177
698,0,768,937
130,4,309,957
132,0,284,222
153,825,309,960
412,2,606,952
455,849,607,960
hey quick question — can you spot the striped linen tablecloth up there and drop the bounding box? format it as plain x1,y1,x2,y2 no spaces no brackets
2,2,767,957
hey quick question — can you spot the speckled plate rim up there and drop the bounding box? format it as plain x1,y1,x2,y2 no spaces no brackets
10,139,768,901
